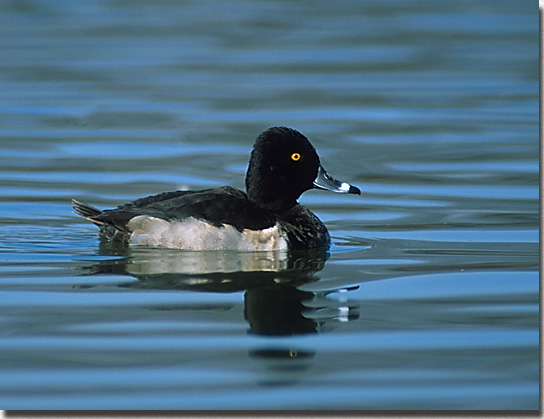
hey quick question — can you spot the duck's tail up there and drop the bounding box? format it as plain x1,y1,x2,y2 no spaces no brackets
71,199,104,225
72,199,131,242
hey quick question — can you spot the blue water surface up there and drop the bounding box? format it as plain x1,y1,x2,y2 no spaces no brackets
0,0,538,411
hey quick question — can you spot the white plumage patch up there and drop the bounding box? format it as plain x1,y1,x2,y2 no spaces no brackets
127,215,289,251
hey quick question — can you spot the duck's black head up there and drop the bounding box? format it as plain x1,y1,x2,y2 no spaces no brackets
245,127,360,213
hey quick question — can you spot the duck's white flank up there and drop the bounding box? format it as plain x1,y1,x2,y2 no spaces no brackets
127,215,290,251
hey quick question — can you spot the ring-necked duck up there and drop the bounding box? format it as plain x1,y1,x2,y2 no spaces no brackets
72,127,360,251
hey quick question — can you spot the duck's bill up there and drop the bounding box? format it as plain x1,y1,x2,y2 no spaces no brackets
313,165,361,195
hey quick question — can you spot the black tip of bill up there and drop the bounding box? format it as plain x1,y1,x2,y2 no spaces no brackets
313,165,361,195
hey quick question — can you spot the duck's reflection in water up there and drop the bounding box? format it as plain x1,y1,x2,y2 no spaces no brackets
84,244,359,382
89,242,359,338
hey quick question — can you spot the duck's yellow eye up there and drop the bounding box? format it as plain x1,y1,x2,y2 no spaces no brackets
291,153,301,162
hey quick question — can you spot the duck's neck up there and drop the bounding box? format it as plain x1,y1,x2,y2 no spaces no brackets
245,171,298,213
247,188,297,214
245,151,303,213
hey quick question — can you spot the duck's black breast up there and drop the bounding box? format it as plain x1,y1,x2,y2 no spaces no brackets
277,204,330,250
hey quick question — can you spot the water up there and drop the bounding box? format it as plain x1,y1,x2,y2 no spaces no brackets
0,0,538,411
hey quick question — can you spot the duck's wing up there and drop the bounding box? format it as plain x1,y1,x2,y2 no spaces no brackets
72,186,277,241
72,190,196,230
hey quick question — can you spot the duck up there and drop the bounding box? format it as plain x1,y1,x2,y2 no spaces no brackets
72,126,360,251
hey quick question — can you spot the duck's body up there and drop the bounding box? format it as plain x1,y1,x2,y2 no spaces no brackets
72,186,329,250
72,127,360,251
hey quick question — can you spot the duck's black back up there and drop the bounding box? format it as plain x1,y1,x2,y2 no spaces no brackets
92,186,278,233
